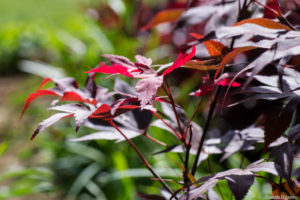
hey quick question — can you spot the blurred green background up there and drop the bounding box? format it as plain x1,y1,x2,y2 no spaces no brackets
0,0,274,199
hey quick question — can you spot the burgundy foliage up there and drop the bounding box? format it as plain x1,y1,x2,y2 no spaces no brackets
22,0,300,199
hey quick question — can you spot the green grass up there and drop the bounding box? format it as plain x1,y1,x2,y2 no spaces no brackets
0,0,89,28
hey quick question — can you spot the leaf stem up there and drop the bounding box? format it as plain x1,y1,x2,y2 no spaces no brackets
184,125,192,184
143,130,167,147
184,125,192,200
183,96,203,140
163,79,184,136
151,111,182,140
109,120,176,198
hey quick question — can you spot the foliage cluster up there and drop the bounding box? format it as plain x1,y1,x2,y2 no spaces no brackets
20,0,300,199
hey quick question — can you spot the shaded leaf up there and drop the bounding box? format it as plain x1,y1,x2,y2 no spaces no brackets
226,174,254,200
182,160,278,199
264,100,296,149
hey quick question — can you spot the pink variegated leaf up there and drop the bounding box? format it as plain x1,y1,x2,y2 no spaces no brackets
135,76,164,109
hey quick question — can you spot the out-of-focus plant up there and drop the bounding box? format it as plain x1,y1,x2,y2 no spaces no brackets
20,0,300,199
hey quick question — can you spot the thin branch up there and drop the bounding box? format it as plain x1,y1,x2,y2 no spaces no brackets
142,129,167,147
183,96,203,139
184,125,193,200
109,120,176,198
151,110,182,140
163,79,184,136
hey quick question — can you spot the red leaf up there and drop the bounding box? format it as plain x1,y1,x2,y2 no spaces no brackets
262,0,282,19
89,103,139,121
86,63,134,77
114,105,140,117
163,46,196,76
190,33,204,39
90,104,110,117
194,83,214,96
191,78,241,96
141,9,184,31
89,104,115,121
60,91,97,105
217,78,241,87
204,40,228,58
20,90,60,120
38,78,53,89
190,33,228,58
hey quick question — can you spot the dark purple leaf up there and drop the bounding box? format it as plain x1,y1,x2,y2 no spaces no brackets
226,174,254,200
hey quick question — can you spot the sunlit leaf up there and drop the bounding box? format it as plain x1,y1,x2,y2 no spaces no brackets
234,18,290,30
214,46,257,79
141,9,184,31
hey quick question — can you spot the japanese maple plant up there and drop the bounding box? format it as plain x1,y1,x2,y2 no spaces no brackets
21,0,300,199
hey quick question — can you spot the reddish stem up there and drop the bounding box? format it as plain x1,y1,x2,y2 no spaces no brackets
151,111,182,140
163,79,184,135
183,96,203,140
